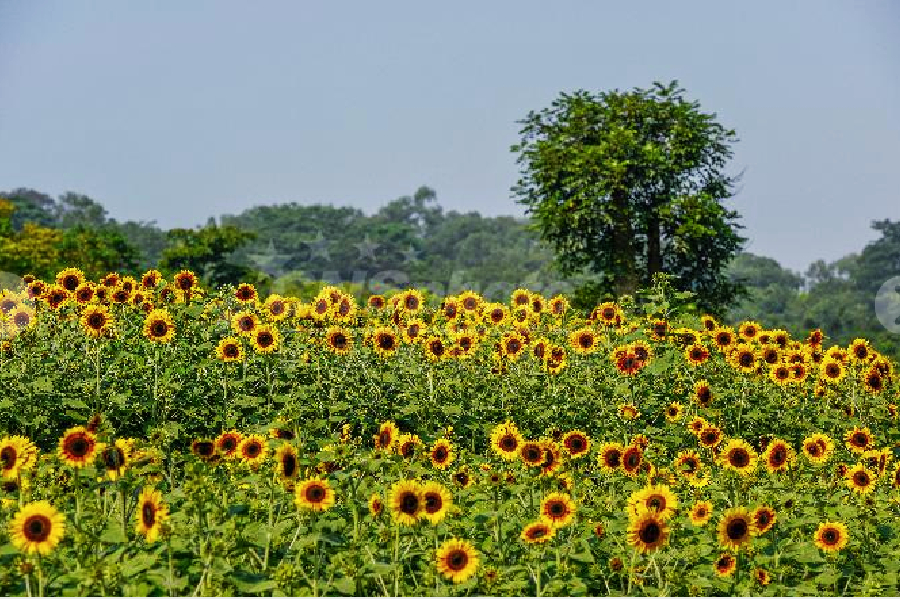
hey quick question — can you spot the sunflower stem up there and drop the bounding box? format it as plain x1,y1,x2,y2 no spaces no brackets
121,482,128,541
24,568,32,598
36,553,43,597
392,522,401,596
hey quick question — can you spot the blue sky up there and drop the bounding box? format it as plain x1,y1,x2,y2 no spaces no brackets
1,1,898,272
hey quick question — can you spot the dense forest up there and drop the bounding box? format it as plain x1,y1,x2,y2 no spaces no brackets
1,185,898,360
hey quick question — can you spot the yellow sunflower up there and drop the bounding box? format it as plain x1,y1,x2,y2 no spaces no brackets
845,464,876,495
436,538,479,584
628,485,679,521
814,522,848,552
237,434,268,467
58,426,98,468
389,480,424,526
520,520,556,544
142,309,175,343
540,492,576,528
719,439,758,476
689,500,713,526
490,421,523,461
8,501,66,555
717,507,756,551
627,510,670,554
135,487,169,543
215,337,244,362
295,477,336,512
421,481,453,524
430,439,455,470
251,324,280,354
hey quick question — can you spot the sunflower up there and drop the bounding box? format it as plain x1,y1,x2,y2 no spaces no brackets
430,439,454,470
389,480,424,526
689,500,713,526
490,421,523,461
684,343,710,366
251,324,280,354
540,493,576,528
569,327,598,354
231,311,259,337
98,439,131,480
135,487,169,543
619,404,641,421
714,553,736,577
234,283,258,304
324,326,353,355
141,309,175,344
140,269,162,289
628,485,679,521
172,270,197,292
845,427,873,454
435,538,479,584
398,289,424,313
802,433,833,466
397,434,422,459
368,493,383,516
717,507,756,551
43,285,71,310
371,327,400,357
728,343,757,375
423,336,447,362
1,436,36,480
238,434,268,467
539,440,564,477
549,295,569,317
863,367,885,394
191,439,218,462
720,439,758,476
687,416,708,436
275,444,299,480
846,464,876,495
627,510,670,553
598,442,624,472
820,359,845,383
594,302,620,326
58,426,98,468
452,469,472,488
8,501,66,555
621,444,644,477
295,477,335,512
521,521,556,544
209,338,243,365
375,421,398,451
763,439,795,473
421,481,453,524
615,351,644,376
849,338,872,363
561,430,591,458
697,426,723,450
664,402,683,423
712,327,735,350
520,441,544,467
752,506,777,534
215,430,242,459
738,320,761,341
814,522,848,552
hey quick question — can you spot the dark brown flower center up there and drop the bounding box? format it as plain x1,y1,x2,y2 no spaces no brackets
24,515,51,542
726,519,748,540
640,522,661,544
425,493,442,513
142,503,156,527
400,492,419,514
729,449,750,468
306,484,326,503
447,549,468,570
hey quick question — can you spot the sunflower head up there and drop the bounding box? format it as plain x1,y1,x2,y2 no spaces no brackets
717,507,757,551
295,477,336,512
8,500,66,555
814,521,848,552
627,510,670,553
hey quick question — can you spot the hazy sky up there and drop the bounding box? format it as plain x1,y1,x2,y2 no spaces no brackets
1,1,898,272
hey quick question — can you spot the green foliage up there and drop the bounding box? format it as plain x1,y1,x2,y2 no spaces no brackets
728,219,900,362
512,80,745,315
159,221,259,286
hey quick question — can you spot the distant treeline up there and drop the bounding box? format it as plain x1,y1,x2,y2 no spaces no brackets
2,186,899,360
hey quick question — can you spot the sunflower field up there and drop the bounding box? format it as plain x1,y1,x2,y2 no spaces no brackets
1,268,900,596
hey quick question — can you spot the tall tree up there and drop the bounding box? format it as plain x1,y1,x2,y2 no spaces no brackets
512,80,745,314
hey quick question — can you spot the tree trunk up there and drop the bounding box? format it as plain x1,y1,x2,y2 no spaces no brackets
610,189,639,298
647,215,662,280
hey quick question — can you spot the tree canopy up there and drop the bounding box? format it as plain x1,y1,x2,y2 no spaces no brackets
512,80,745,315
